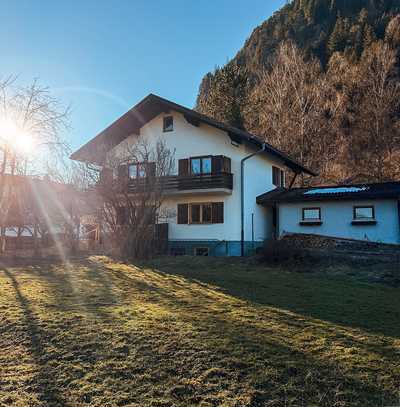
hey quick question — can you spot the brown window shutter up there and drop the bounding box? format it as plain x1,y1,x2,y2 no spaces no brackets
177,204,188,224
212,202,224,224
211,156,222,175
100,168,113,184
178,159,189,176
223,156,231,173
118,164,128,180
146,162,156,177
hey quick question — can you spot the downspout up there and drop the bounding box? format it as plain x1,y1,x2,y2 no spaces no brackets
240,143,266,257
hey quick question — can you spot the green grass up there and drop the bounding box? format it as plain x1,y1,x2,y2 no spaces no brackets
0,256,399,406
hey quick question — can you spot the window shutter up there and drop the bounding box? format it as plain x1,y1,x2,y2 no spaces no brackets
116,206,127,225
212,202,224,224
223,156,231,173
211,156,223,175
177,204,188,224
100,168,113,184
178,159,189,176
118,164,128,180
280,170,285,187
146,162,156,177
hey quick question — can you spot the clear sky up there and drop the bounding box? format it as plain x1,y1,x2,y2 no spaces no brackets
2,0,285,151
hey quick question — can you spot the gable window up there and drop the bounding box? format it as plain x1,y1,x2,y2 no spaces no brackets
300,207,322,226
190,156,212,175
352,206,376,225
177,202,224,224
163,116,173,132
272,166,285,187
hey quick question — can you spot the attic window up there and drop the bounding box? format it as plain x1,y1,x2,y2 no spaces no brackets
272,166,285,187
163,116,173,132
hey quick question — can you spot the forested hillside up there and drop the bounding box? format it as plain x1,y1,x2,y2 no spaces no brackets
196,0,400,184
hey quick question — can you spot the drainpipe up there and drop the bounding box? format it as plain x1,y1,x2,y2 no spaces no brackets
240,143,266,256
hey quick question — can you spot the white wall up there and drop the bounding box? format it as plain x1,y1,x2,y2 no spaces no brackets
278,199,400,244
108,110,285,242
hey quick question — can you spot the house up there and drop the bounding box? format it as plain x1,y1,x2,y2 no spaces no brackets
257,182,400,245
71,94,314,256
71,94,400,255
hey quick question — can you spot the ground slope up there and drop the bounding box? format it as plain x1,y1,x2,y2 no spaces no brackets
0,256,399,406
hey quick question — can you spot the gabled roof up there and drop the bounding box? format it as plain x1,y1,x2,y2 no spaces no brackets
256,181,400,205
70,94,316,176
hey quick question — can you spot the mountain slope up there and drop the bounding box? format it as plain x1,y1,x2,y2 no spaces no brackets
196,0,400,184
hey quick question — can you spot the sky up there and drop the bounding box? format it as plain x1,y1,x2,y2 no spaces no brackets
1,0,285,152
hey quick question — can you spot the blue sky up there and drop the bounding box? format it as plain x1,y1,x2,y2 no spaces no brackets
2,0,285,151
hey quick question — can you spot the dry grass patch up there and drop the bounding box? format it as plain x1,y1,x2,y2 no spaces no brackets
0,256,399,406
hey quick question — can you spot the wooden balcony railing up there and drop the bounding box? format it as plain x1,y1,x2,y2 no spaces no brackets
125,173,233,194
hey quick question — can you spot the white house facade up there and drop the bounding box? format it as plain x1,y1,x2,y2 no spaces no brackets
71,94,313,256
71,94,400,255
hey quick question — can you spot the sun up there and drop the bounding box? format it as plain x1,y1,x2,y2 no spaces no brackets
0,117,35,155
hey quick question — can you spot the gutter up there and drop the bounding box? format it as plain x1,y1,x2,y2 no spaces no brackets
240,143,266,257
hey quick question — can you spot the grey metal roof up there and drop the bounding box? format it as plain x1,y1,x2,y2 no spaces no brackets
257,181,400,205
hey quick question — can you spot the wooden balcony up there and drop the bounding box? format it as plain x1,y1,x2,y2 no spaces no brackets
126,173,233,195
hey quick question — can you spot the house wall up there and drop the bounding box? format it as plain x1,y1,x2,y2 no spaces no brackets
107,111,284,254
278,199,400,244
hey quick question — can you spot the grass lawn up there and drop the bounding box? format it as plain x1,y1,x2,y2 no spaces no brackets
0,256,399,406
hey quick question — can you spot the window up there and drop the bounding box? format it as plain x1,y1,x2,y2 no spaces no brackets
177,202,224,224
190,204,201,224
353,206,375,221
127,162,155,179
194,247,209,256
163,116,173,132
272,166,285,187
190,156,212,175
302,207,321,221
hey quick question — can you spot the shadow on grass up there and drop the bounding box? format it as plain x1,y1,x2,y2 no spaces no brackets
99,258,399,405
140,257,400,339
2,267,66,407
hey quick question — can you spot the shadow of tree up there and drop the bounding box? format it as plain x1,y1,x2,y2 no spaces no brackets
2,267,66,407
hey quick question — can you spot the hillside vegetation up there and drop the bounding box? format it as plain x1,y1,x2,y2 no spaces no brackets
196,0,400,184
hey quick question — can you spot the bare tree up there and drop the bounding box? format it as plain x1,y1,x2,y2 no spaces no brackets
348,41,400,181
94,136,175,259
247,41,343,184
0,78,70,254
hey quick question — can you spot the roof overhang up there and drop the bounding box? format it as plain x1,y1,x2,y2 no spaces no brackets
70,93,316,176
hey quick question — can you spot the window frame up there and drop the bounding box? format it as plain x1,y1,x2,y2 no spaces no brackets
352,205,377,225
194,247,209,256
302,207,321,221
272,166,285,187
163,115,174,132
127,162,155,179
178,202,224,225
189,155,212,175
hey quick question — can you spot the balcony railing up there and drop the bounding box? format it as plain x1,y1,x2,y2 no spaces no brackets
125,173,233,194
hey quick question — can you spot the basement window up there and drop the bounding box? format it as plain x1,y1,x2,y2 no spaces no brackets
163,116,173,132
194,247,209,256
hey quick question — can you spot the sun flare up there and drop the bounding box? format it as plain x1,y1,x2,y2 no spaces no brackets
0,117,34,154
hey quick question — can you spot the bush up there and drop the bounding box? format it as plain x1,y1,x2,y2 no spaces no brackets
262,239,305,264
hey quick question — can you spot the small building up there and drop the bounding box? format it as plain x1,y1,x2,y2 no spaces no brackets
257,182,400,245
